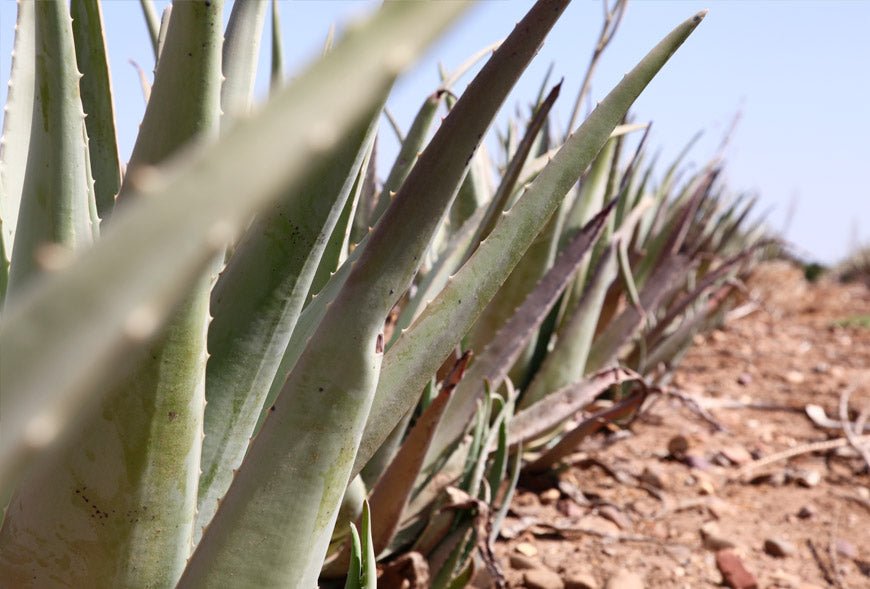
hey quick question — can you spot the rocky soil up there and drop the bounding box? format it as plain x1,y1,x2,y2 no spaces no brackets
494,262,870,589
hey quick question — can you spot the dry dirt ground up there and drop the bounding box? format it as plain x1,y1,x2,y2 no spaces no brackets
494,262,870,589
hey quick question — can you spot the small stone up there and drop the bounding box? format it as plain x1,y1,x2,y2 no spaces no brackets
785,370,805,384
858,486,869,500
668,435,690,457
834,538,856,559
812,362,830,374
737,372,753,385
510,553,543,570
563,571,598,589
577,514,621,536
715,549,758,589
556,498,585,518
540,488,561,505
516,542,538,557
701,521,736,551
684,454,712,470
597,505,632,530
764,537,797,558
791,469,821,487
639,465,667,489
601,545,618,557
524,568,565,589
604,570,644,589
720,445,753,466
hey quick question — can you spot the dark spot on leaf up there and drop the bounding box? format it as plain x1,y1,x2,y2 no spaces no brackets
168,411,178,422
270,405,276,412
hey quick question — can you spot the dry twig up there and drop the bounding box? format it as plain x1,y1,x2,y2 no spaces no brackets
730,435,870,482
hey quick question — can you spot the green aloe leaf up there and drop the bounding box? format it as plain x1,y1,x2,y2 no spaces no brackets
139,0,160,59
355,91,443,241
0,0,35,305
343,500,376,589
431,199,615,452
0,2,224,586
270,0,283,91
221,0,268,125
182,3,565,585
518,231,621,410
0,0,463,504
5,0,96,301
71,0,121,222
197,104,381,540
359,9,708,478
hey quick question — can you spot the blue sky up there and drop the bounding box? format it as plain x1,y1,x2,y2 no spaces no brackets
1,1,868,263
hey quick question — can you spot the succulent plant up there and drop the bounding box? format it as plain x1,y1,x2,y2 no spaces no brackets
0,1,761,587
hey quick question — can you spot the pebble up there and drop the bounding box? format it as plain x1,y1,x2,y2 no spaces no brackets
737,372,753,385
715,549,758,589
604,570,644,589
791,468,821,487
563,571,598,589
701,522,737,551
684,454,713,470
668,435,690,457
639,465,667,489
796,504,816,519
785,370,805,384
764,537,797,558
597,505,632,530
834,538,856,559
516,542,538,557
510,553,543,570
540,488,561,505
812,362,830,374
524,568,565,589
720,445,753,465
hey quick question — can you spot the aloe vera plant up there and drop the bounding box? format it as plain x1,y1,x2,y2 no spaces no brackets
0,1,765,586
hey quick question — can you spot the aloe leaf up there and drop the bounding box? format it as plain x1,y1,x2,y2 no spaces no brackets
356,92,442,241
0,0,35,288
156,4,172,60
221,0,268,125
472,82,560,251
458,85,561,371
183,4,567,584
309,133,377,303
509,367,639,446
322,364,459,579
270,0,283,91
431,200,614,450
0,3,224,586
526,387,647,473
6,0,96,300
585,252,692,373
343,503,377,589
388,205,487,348
139,0,160,59
633,168,715,287
358,10,707,479
71,0,122,222
0,1,463,499
197,108,380,540
489,440,520,545
344,525,363,589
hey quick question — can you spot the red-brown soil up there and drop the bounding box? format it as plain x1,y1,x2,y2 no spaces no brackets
495,262,870,589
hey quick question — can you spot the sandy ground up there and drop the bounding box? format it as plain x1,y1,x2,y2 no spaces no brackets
494,262,870,589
